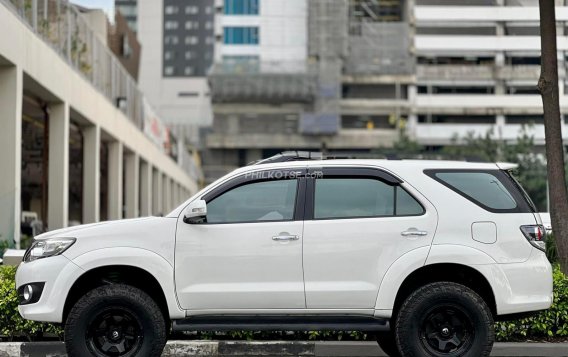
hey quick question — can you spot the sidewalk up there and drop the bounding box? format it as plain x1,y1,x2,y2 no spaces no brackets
0,341,566,356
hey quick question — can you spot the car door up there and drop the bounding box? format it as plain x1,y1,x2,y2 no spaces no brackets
302,166,438,309
175,168,307,310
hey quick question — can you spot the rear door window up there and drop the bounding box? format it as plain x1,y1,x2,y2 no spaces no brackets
426,169,532,213
313,178,424,219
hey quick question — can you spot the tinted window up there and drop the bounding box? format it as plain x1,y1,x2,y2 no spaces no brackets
207,180,297,223
434,172,517,210
314,178,423,219
396,187,425,215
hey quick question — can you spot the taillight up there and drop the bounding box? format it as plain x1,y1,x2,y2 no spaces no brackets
520,225,546,252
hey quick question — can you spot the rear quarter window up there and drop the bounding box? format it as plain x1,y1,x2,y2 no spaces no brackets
424,169,533,213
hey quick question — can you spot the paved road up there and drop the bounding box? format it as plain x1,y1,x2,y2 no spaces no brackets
1,341,567,356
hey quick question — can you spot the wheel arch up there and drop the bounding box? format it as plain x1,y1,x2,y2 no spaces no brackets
63,265,172,324
375,245,498,319
391,263,497,320
63,247,184,323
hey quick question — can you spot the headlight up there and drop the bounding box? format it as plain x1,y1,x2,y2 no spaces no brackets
23,238,76,262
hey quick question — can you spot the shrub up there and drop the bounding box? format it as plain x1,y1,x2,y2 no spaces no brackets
546,233,558,264
495,264,568,341
0,266,62,341
0,264,566,343
0,240,9,259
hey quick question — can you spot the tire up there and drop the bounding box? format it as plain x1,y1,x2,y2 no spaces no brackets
65,284,166,357
395,282,494,357
377,331,401,357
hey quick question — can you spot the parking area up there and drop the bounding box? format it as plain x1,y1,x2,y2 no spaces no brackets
1,341,567,357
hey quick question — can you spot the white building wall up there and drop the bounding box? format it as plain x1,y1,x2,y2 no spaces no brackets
411,3,568,145
138,0,213,129
216,0,307,62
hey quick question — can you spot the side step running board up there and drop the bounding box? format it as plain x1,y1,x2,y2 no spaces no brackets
172,315,390,332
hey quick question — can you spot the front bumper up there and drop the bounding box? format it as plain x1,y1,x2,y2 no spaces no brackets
15,255,84,323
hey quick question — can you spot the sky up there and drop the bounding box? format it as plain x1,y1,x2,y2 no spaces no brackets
71,0,114,18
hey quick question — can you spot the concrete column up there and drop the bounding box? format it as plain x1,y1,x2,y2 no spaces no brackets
152,169,163,215
107,141,123,220
139,161,152,216
48,102,70,230
171,181,177,208
124,152,139,218
82,125,100,224
174,183,180,206
406,114,418,140
0,66,23,248
496,115,506,140
162,175,171,213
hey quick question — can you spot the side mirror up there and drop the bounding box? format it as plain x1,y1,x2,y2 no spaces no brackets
183,199,207,224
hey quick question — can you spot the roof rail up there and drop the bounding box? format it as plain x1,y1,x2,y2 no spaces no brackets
249,151,324,165
249,151,401,166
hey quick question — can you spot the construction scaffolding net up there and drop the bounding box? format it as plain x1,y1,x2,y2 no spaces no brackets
209,60,317,103
346,22,414,75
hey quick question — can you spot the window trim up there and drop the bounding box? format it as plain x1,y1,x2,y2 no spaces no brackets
200,168,307,224
424,169,532,214
304,167,425,221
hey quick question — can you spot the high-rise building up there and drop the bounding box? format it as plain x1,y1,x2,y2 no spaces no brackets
118,0,215,148
204,0,568,183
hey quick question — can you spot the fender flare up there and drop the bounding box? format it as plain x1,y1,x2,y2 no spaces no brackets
374,244,500,317
69,247,185,319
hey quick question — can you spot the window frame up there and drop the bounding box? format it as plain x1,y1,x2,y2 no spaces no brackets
224,0,260,15
424,169,533,213
201,168,307,224
304,167,425,221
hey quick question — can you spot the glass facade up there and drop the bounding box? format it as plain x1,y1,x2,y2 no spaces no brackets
224,0,259,15
223,27,259,44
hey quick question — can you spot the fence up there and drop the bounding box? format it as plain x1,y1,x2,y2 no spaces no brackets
2,0,145,129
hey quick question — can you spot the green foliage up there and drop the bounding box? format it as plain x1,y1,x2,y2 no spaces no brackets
495,265,568,341
1,262,565,343
547,234,558,264
0,266,63,341
0,240,9,259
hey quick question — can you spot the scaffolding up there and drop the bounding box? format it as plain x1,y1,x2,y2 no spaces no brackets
346,0,414,75
346,22,414,75
302,0,349,135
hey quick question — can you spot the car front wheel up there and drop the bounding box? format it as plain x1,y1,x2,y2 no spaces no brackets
376,330,401,357
64,284,166,357
395,281,494,357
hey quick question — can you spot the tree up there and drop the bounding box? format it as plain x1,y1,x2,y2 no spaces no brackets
539,0,568,273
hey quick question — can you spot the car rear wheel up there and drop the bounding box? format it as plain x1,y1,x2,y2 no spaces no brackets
64,284,166,357
395,282,494,357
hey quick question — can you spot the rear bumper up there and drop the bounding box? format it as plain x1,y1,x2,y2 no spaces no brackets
478,248,553,316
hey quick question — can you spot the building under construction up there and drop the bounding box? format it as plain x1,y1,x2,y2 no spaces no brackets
205,0,568,183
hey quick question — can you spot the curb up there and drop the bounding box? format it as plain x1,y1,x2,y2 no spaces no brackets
0,341,566,356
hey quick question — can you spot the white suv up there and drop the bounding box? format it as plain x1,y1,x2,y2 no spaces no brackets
16,153,553,357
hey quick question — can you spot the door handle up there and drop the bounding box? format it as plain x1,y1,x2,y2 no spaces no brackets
272,233,299,241
401,228,428,237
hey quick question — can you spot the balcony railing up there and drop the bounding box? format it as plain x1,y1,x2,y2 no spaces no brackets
416,64,558,81
2,0,148,128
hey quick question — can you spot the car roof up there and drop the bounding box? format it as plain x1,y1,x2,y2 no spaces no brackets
231,159,506,175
